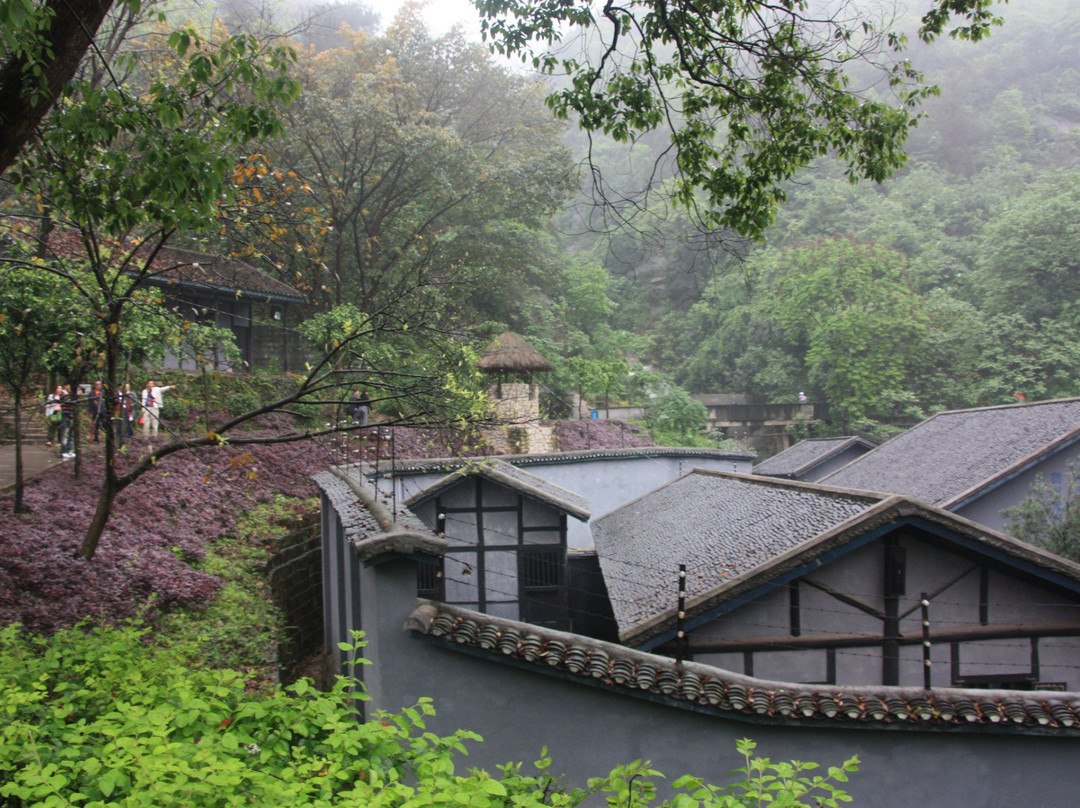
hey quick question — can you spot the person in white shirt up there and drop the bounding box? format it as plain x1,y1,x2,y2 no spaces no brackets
141,380,176,437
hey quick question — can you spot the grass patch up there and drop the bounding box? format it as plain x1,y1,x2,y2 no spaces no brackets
155,495,317,678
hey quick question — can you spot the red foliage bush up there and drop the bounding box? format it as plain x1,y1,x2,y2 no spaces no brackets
0,420,653,633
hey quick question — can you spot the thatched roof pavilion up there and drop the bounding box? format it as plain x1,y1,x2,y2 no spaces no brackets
477,331,553,376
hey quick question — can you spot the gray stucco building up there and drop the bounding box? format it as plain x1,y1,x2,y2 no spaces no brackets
821,397,1080,531
314,464,1080,808
368,446,754,549
594,470,1080,689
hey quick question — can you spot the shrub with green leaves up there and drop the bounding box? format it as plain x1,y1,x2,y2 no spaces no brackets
0,622,584,808
0,622,858,807
594,740,858,808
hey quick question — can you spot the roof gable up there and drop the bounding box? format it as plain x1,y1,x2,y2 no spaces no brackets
753,436,874,478
593,470,1080,647
593,471,884,639
821,398,1080,507
403,458,590,522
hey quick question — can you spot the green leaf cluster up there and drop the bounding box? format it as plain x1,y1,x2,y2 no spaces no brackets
1004,462,1080,564
478,0,1004,239
0,621,858,808
0,623,568,808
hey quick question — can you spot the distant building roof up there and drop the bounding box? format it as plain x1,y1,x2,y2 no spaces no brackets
9,219,304,304
142,246,305,304
409,601,1080,733
477,331,554,373
404,458,591,522
592,470,1080,647
753,436,875,479
821,398,1080,509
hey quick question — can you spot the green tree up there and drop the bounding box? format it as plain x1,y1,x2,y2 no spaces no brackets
476,0,1006,238
976,172,1080,326
3,18,305,559
765,239,924,426
643,379,708,445
1004,463,1080,563
0,253,68,511
234,12,575,319
0,0,132,171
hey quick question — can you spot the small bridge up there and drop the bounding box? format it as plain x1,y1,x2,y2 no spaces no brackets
694,396,828,457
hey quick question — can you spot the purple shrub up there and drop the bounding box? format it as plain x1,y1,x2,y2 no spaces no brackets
553,419,654,452
0,420,653,634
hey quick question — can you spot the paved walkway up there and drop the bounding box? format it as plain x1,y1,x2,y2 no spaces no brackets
0,441,68,490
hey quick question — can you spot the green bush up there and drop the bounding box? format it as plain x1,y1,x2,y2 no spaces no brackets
0,622,858,808
643,384,710,446
0,623,583,808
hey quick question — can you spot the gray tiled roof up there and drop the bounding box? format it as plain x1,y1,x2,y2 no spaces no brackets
371,447,755,476
821,398,1080,508
314,466,445,561
753,437,872,478
403,458,591,521
150,247,306,303
593,471,882,637
410,601,1080,733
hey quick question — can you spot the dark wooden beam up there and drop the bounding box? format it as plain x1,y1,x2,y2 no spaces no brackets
801,578,885,620
679,622,1080,654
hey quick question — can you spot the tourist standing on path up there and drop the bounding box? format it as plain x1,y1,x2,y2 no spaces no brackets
357,389,371,427
45,385,63,447
88,380,106,442
141,380,176,437
58,385,75,458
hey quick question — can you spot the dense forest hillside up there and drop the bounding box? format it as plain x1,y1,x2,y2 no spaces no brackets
2,0,1074,441
538,0,1080,430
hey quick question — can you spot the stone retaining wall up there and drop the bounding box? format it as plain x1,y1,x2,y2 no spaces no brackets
266,512,323,681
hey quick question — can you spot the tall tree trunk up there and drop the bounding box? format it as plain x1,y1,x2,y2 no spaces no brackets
78,469,122,559
76,315,121,559
0,0,118,172
12,389,27,513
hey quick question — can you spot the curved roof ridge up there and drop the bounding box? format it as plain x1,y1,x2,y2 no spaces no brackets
409,601,1080,733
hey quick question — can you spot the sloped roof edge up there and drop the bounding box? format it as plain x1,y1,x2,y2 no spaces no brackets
373,447,756,478
754,436,875,478
819,397,1080,496
942,424,1080,511
614,474,1080,648
593,468,889,537
314,467,446,562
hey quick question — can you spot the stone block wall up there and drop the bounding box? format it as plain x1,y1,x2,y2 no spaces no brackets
483,382,553,454
266,512,323,681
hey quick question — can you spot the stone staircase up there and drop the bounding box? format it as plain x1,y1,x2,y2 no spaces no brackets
0,389,49,443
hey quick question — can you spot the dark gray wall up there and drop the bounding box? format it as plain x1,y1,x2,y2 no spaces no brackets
340,556,1080,808
266,513,322,680
689,532,1080,689
957,442,1080,533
